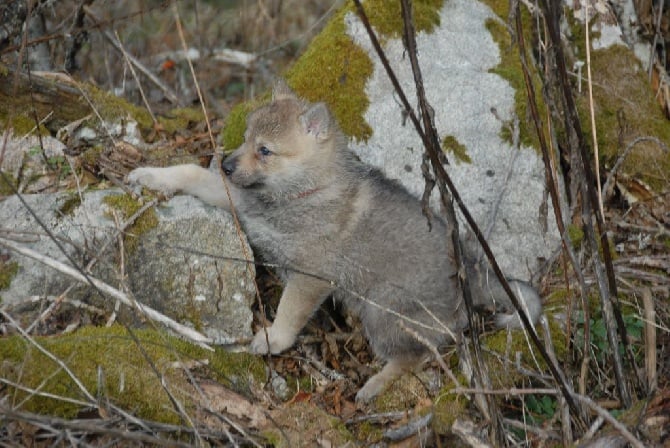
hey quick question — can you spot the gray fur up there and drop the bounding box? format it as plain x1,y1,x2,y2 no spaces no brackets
127,82,542,402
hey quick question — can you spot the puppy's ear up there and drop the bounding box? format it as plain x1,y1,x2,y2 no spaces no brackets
272,79,297,101
300,103,330,141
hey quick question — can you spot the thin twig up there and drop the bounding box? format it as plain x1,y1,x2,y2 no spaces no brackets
83,5,182,106
641,287,657,392
583,2,604,220
539,0,633,408
383,412,432,442
648,0,665,80
602,136,669,201
0,377,92,408
114,30,157,124
449,387,559,395
399,321,461,388
574,394,645,448
0,405,199,448
0,310,97,403
398,3,505,440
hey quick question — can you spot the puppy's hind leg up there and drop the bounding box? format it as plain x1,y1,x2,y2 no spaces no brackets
355,356,424,403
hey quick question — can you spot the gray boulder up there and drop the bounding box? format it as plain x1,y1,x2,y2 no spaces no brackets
346,0,563,280
0,190,255,344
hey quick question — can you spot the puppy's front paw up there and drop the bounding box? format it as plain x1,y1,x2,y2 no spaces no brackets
249,325,295,355
355,374,386,403
127,167,175,194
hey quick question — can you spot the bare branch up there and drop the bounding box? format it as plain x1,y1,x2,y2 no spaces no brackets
0,237,213,348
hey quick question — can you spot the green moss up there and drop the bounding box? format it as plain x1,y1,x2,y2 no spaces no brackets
0,70,92,133
442,134,472,164
482,315,567,377
279,373,315,399
82,84,154,131
174,297,204,333
57,193,82,217
353,420,383,444
221,101,257,151
568,15,599,63
0,260,19,290
285,6,374,141
543,288,572,313
575,45,670,191
80,145,104,171
3,113,50,137
483,10,545,149
156,107,205,134
102,193,158,254
432,392,468,434
223,0,445,147
372,371,432,412
209,348,267,393
0,325,263,422
0,172,18,196
296,374,315,393
567,223,584,249
362,0,443,37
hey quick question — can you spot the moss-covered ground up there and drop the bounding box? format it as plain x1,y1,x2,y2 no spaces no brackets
0,324,265,423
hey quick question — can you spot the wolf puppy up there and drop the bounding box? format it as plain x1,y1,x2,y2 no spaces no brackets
128,81,542,402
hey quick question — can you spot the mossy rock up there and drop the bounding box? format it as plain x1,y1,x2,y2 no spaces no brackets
0,260,19,292
221,0,446,150
102,192,158,254
575,45,670,191
0,325,265,423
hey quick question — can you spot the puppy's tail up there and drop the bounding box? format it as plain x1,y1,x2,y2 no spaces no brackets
467,263,542,329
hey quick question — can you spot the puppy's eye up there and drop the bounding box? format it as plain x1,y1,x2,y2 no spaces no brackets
258,146,272,156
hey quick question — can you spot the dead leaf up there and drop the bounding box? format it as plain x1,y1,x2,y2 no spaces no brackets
197,380,268,429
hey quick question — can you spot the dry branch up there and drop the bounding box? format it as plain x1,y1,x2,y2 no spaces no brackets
383,412,432,442
0,236,213,348
452,418,493,448
83,6,182,106
0,405,210,447
641,287,657,391
538,0,633,409
574,394,645,448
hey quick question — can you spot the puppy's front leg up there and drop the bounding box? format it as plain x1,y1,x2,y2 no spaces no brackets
250,274,332,354
127,164,235,209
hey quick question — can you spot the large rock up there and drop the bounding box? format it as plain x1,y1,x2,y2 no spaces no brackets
345,0,562,280
0,190,255,344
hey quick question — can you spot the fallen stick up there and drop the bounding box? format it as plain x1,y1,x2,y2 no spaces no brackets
0,237,213,349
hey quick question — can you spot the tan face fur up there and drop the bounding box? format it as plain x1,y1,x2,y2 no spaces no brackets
223,83,338,198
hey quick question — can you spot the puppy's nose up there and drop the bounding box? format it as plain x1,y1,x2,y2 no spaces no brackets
222,156,237,176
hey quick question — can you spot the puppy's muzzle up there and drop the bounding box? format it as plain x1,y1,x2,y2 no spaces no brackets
222,156,238,176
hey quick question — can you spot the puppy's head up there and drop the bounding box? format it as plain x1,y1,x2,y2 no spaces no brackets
222,80,340,198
